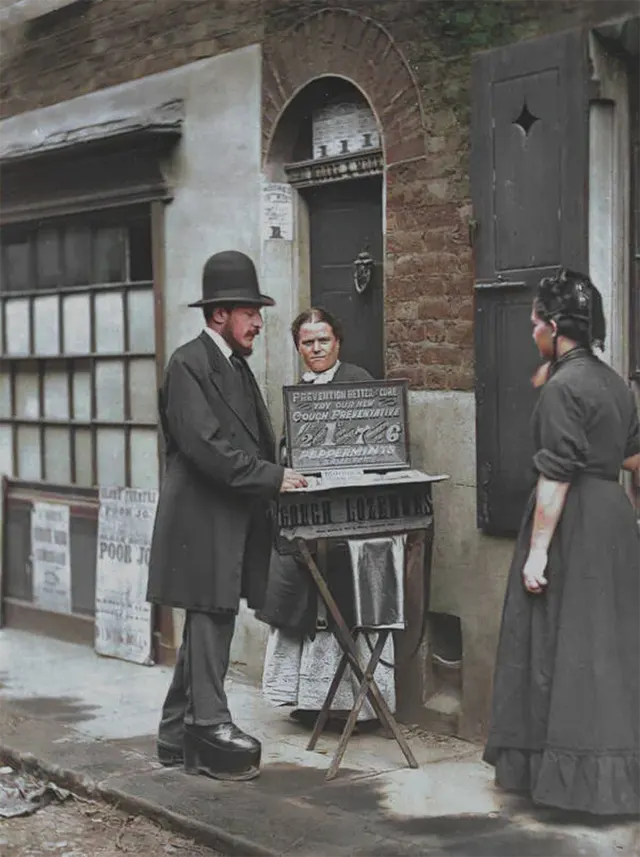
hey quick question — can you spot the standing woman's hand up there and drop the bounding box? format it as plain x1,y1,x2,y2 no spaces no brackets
522,547,548,594
531,362,551,388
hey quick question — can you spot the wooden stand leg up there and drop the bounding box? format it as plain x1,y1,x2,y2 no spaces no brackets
296,540,419,776
362,631,394,740
325,630,388,781
307,644,352,751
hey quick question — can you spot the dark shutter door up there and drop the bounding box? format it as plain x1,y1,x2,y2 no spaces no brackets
471,29,589,533
306,177,384,379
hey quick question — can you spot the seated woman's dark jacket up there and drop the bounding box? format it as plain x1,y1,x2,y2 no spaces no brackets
256,361,374,638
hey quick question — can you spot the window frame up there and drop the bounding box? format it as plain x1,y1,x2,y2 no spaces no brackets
0,202,163,489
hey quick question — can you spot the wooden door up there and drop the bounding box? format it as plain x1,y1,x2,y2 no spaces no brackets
471,29,590,533
305,177,383,379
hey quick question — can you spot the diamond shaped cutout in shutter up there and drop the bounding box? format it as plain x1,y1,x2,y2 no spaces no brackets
513,102,539,136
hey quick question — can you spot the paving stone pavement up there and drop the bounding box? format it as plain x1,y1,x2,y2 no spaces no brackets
1,629,638,856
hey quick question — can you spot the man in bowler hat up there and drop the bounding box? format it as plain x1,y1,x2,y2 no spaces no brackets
147,250,307,781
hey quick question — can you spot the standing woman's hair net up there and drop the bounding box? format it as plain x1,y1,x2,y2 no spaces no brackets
534,269,606,351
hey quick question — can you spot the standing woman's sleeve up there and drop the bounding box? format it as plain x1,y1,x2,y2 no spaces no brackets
533,380,588,482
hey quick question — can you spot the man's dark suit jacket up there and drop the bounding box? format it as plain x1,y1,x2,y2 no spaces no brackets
147,331,284,614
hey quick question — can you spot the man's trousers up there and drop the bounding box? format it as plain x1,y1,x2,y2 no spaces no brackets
159,610,236,745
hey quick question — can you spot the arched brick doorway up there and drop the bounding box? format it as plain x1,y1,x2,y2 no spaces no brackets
265,76,385,376
262,7,427,382
262,8,425,166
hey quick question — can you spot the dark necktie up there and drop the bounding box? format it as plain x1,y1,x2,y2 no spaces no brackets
230,353,258,432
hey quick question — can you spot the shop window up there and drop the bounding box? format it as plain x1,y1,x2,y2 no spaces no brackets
0,205,157,490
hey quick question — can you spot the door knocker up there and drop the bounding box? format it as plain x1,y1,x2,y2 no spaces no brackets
353,250,374,295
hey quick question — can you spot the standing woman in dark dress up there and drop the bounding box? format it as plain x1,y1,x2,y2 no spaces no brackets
484,269,640,816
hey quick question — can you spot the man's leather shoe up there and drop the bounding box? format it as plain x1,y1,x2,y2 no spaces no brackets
184,723,261,781
157,739,183,767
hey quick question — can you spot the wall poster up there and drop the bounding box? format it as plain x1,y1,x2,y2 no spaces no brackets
261,181,293,241
94,486,158,665
31,501,72,614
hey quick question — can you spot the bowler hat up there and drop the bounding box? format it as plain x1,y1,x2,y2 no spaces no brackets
188,251,275,308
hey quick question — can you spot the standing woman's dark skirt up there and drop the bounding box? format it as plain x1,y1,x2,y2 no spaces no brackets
483,474,639,815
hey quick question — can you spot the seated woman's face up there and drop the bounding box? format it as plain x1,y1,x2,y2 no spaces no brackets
297,321,340,374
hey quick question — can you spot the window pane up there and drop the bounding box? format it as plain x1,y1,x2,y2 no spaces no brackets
43,364,69,420
94,227,127,284
72,363,91,421
97,428,125,486
5,299,30,355
94,291,124,353
74,428,93,486
36,227,62,289
44,427,71,484
127,289,155,353
129,218,152,282
130,428,158,489
0,369,11,417
33,295,60,356
95,360,124,421
0,425,14,477
63,294,91,354
129,359,157,422
64,226,91,287
3,238,30,292
17,425,41,480
15,366,39,419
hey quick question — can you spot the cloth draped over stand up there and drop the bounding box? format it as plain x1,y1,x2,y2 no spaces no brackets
262,535,405,719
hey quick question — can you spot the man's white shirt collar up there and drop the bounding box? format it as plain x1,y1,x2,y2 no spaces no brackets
302,360,341,385
204,327,233,362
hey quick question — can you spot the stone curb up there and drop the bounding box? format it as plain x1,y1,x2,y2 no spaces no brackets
0,743,277,857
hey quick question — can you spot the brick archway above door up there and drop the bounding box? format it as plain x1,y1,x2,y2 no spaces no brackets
262,7,426,166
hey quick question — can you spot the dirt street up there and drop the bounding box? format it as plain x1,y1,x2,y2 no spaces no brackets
0,791,221,857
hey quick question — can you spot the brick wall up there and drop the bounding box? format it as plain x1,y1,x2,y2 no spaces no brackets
0,0,262,118
2,0,637,390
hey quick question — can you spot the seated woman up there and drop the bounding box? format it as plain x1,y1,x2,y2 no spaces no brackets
257,307,397,729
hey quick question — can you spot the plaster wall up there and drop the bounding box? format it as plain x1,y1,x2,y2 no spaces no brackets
588,35,630,377
407,391,514,738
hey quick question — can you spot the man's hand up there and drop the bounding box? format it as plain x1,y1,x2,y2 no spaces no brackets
522,547,548,594
280,469,308,492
